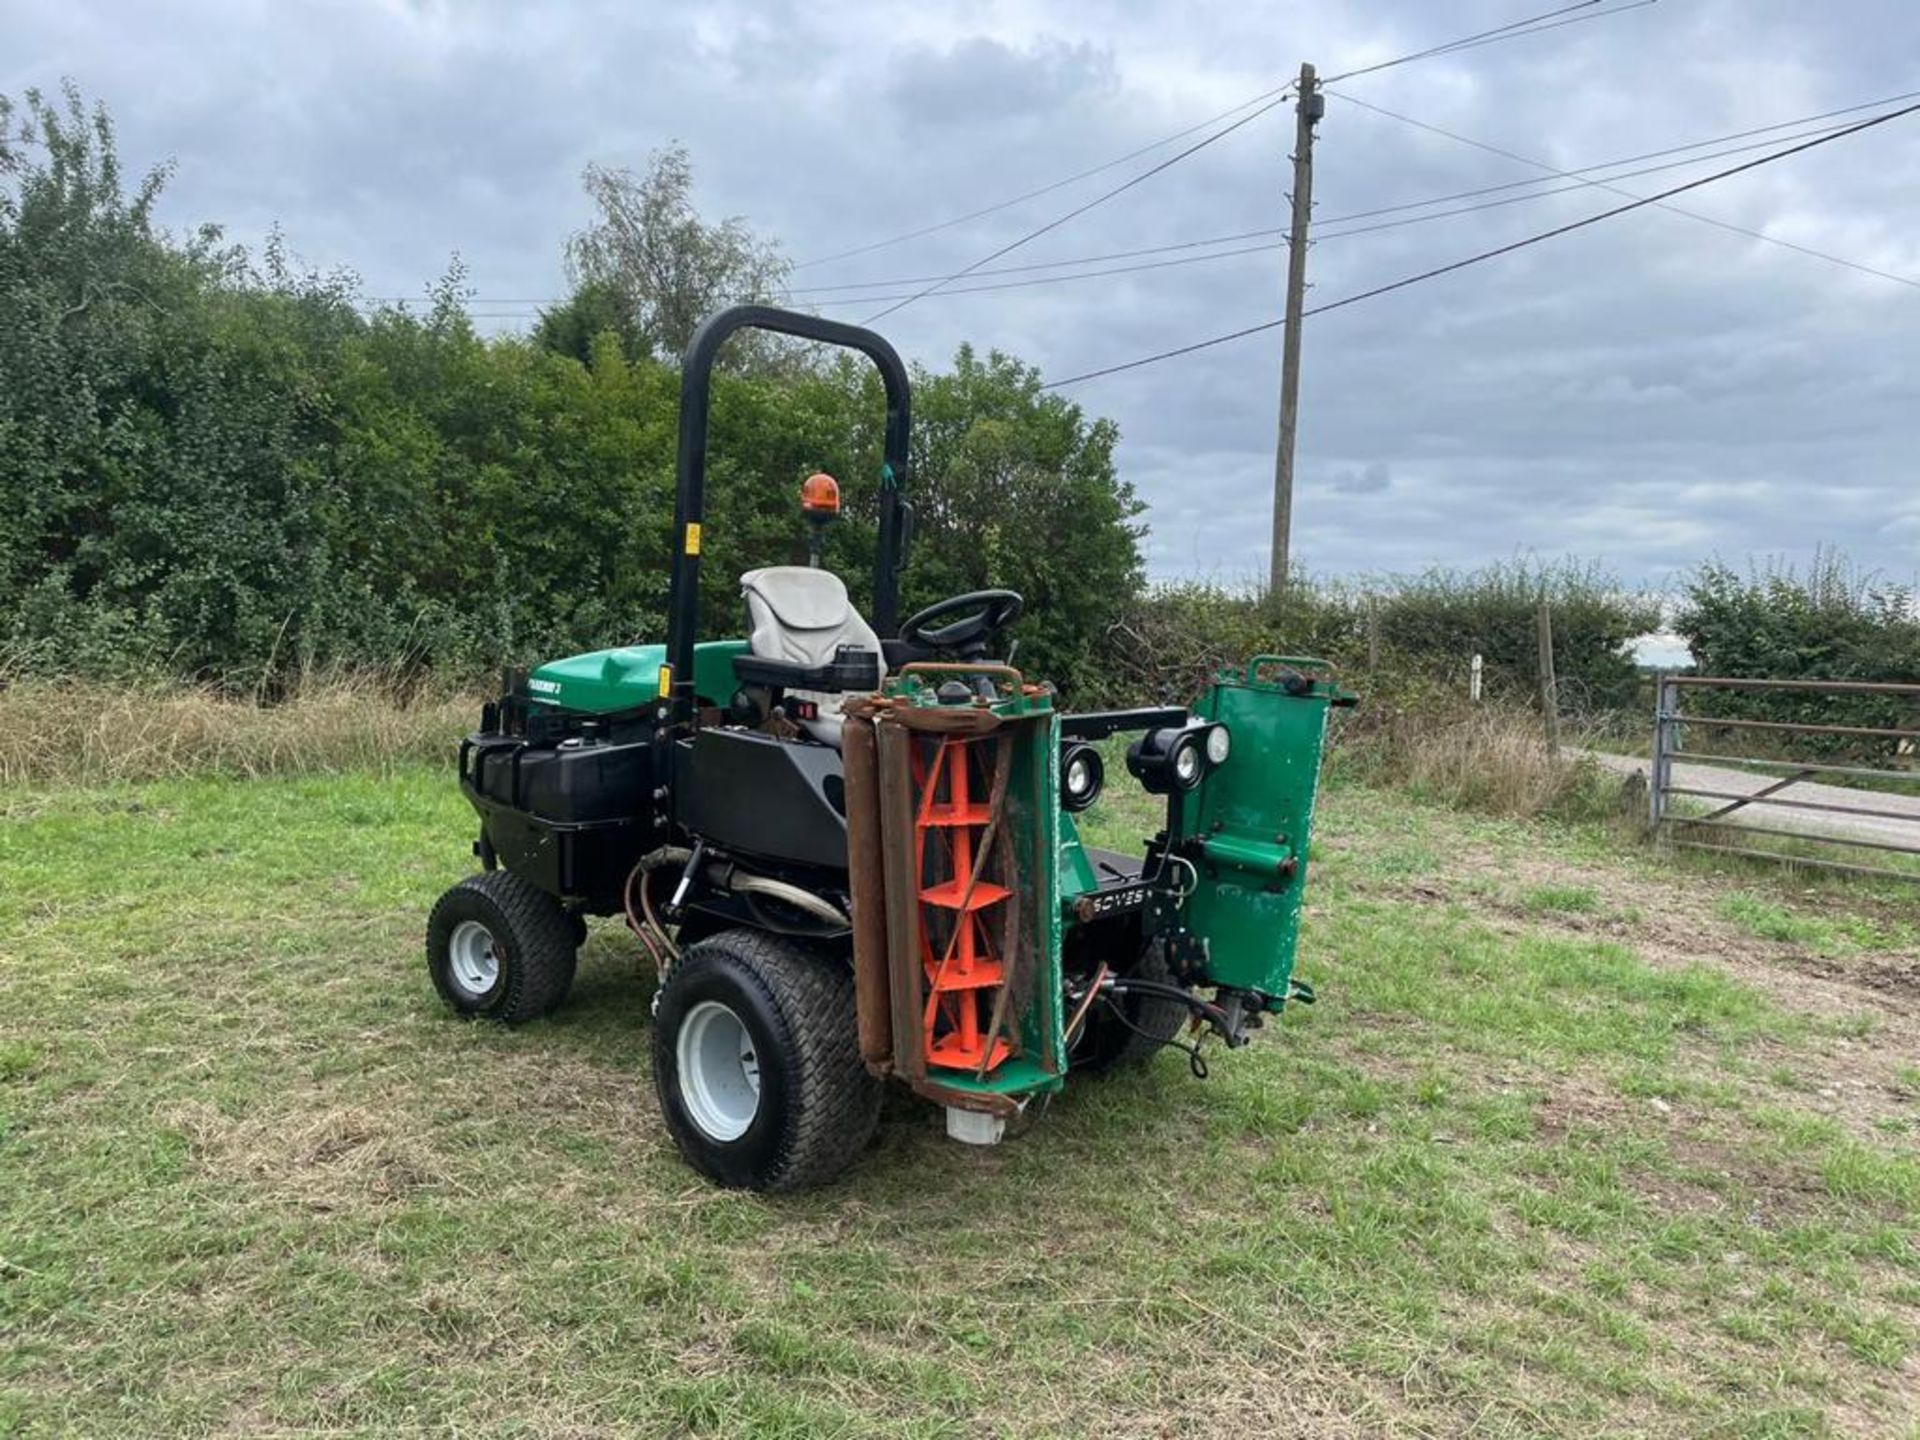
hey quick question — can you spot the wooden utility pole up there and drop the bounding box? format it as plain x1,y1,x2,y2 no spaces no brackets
1269,62,1322,598
1536,599,1561,757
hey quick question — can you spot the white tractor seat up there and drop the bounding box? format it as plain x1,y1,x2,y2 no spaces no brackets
740,566,886,747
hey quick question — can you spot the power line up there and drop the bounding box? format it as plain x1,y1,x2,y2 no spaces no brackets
789,230,1288,294
1313,87,1920,226
775,116,1898,308
1309,117,1881,238
1323,0,1606,83
797,0,1652,288
789,84,1294,272
857,93,1293,324
372,4,1672,315
386,82,1920,317
372,100,1909,316
783,118,1871,310
1321,0,1662,85
413,77,1920,318
799,240,1288,308
1039,99,1920,389
856,0,1667,323
774,100,1907,299
793,118,1879,308
374,115,1875,317
1332,89,1920,291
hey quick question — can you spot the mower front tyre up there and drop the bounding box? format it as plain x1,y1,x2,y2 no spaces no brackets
652,929,880,1192
1071,937,1189,1073
426,871,578,1023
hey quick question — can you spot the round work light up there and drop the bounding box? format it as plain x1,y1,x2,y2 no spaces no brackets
1060,743,1105,812
1126,726,1211,795
1205,723,1231,766
1169,732,1206,790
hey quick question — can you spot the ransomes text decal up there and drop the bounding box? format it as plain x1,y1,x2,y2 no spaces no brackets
1080,883,1151,919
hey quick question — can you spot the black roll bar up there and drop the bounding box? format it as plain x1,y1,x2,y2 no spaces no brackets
666,305,912,725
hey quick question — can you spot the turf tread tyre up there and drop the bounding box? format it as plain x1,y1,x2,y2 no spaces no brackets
426,870,577,1023
653,929,879,1192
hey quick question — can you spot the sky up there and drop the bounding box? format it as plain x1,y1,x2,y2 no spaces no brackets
7,0,1918,595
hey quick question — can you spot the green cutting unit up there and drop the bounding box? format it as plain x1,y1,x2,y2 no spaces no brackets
426,305,1351,1190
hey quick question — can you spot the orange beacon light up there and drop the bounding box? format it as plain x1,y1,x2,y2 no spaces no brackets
801,472,841,514
802,472,840,566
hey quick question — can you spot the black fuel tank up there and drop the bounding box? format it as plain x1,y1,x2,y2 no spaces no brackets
467,734,655,824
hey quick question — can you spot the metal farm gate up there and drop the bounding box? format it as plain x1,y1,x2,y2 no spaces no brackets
1649,676,1920,881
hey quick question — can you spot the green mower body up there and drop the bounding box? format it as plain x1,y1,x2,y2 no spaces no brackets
524,640,748,714
428,304,1350,1190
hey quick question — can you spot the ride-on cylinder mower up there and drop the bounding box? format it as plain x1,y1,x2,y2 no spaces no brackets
426,305,1351,1191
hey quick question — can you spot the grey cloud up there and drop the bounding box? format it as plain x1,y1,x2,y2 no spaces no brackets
885,37,1118,127
1329,460,1392,495
6,0,1917,594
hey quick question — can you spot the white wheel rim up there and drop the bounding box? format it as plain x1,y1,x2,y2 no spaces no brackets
677,1000,761,1142
447,919,500,997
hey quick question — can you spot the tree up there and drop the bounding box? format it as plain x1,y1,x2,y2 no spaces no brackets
904,348,1144,697
1675,556,1920,759
801,347,1145,697
545,145,790,367
1,89,1149,692
531,276,642,365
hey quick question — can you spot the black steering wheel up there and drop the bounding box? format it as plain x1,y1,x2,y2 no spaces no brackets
899,589,1024,659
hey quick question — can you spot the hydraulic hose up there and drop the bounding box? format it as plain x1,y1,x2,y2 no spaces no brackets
633,845,852,933
627,848,690,970
731,875,852,930
1104,975,1235,1033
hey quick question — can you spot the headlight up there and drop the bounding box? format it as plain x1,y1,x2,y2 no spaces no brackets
1060,743,1104,811
1205,723,1231,766
1172,740,1203,787
1126,725,1209,794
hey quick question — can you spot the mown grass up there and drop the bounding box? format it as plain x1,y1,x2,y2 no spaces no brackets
2,769,1916,1436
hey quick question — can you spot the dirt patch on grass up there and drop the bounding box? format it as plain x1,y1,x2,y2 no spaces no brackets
1469,844,1912,1017
1657,1130,1837,1229
1530,1070,1633,1142
1425,838,1920,1136
1790,950,1920,1005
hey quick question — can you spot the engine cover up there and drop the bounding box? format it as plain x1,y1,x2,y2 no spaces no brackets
672,729,849,870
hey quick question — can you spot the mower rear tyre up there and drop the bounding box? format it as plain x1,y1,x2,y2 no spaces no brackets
426,871,578,1023
652,929,880,1192
1071,937,1189,1072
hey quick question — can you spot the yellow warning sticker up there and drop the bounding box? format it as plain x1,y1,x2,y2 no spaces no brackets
657,663,673,699
684,523,702,555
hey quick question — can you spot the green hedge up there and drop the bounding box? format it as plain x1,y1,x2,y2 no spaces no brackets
1091,564,1659,714
0,87,1141,697
1675,559,1920,762
22,84,1824,733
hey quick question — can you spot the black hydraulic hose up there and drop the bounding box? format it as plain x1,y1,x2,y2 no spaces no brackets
1097,997,1211,1079
1104,975,1234,1032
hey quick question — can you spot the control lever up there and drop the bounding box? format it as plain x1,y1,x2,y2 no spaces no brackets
667,839,707,916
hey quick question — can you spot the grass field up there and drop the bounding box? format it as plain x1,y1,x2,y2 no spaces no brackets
2,763,1916,1436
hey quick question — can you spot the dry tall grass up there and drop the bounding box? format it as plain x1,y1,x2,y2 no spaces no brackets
1333,698,1622,821
0,673,1622,826
0,676,478,787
